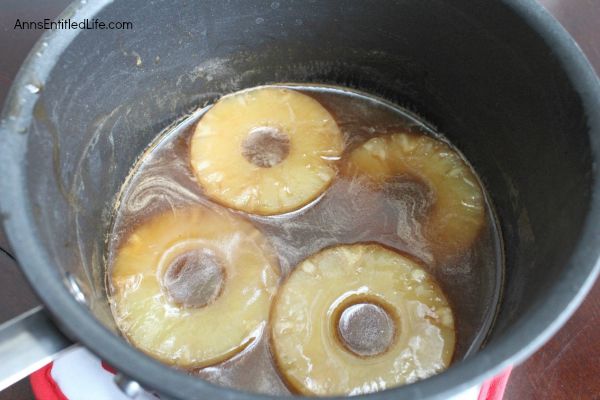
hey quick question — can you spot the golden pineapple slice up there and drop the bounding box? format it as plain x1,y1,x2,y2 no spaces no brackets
345,133,485,257
190,87,344,215
110,207,279,368
271,243,455,396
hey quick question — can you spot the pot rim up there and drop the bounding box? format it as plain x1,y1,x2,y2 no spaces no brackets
1,0,599,399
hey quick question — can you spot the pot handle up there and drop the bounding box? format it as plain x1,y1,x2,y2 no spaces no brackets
0,306,74,391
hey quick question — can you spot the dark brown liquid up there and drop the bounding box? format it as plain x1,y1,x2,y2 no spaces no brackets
107,84,503,396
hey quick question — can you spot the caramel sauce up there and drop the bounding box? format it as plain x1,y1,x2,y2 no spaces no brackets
107,84,503,396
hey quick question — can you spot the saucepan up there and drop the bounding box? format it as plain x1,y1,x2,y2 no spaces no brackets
0,0,599,399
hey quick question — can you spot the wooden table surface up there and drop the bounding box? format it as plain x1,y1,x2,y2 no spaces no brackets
0,1,599,399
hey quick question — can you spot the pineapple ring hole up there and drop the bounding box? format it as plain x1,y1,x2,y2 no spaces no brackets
336,300,397,357
241,126,291,168
383,176,433,204
162,248,225,308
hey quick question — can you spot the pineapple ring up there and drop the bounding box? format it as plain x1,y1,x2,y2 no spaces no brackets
110,207,280,368
344,133,485,257
190,87,344,215
271,243,456,396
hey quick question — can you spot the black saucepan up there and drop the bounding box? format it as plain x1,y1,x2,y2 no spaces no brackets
0,0,599,399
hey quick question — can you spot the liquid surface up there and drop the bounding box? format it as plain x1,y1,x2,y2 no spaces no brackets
108,84,503,396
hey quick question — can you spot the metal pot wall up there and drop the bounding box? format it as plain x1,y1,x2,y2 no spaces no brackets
1,0,599,399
